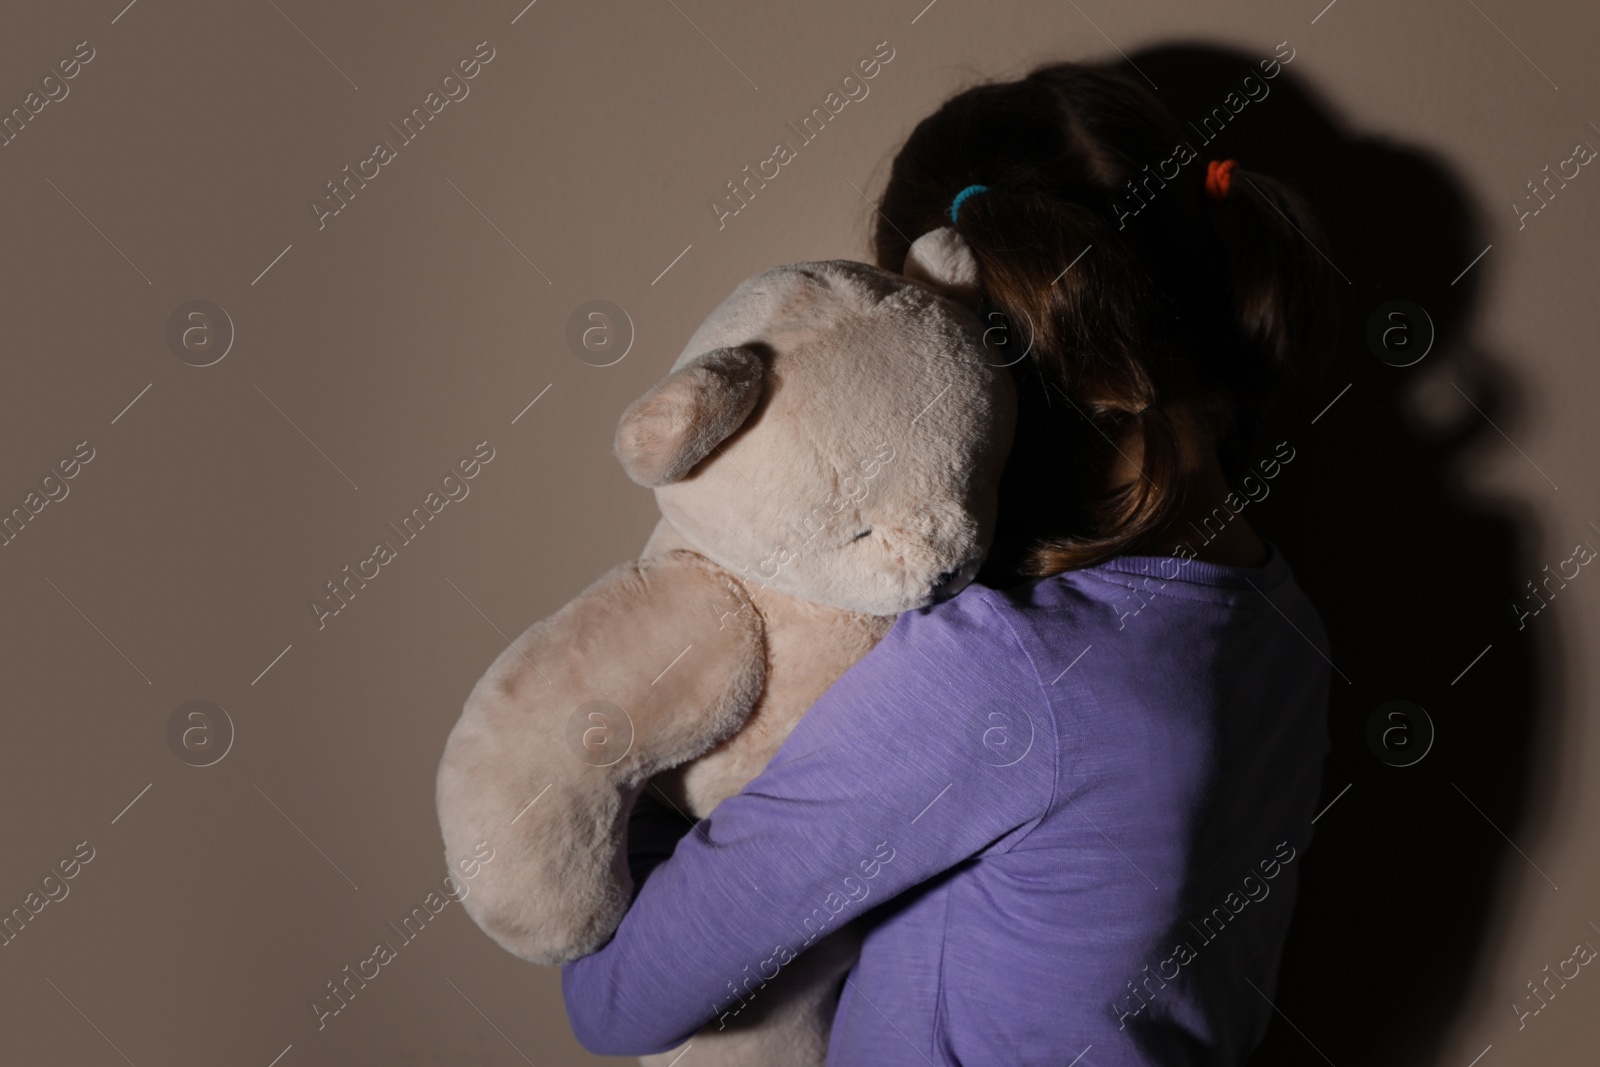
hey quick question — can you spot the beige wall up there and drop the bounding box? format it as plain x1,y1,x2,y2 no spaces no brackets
0,0,1594,1063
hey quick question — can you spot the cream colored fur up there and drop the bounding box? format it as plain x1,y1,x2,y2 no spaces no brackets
436,228,1015,1066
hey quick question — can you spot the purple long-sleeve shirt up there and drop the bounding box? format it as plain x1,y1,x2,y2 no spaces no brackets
562,543,1331,1065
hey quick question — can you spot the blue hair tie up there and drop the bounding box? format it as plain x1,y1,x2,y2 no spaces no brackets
948,184,989,223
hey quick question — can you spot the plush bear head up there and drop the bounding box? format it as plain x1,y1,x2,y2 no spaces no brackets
435,229,1016,985
614,228,1016,615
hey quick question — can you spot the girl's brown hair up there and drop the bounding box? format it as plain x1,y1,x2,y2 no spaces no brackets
873,61,1337,580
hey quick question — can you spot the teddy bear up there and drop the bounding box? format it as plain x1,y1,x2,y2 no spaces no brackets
435,226,1015,1067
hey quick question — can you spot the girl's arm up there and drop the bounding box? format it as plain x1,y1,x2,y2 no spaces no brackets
560,588,1057,1055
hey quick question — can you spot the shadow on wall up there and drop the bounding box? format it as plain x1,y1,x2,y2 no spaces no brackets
1119,45,1554,1067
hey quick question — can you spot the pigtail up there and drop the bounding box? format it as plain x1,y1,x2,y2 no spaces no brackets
1204,165,1339,462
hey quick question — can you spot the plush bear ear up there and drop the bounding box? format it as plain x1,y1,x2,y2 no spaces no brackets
615,346,765,487
902,226,983,311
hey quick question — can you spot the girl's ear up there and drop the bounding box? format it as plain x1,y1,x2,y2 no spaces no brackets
902,226,983,311
614,346,765,487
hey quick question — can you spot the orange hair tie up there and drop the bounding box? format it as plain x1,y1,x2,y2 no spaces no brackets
1205,158,1238,201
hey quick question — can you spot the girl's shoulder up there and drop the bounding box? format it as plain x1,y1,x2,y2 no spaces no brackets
954,540,1324,675
873,579,1044,686
977,539,1304,625
772,566,1059,817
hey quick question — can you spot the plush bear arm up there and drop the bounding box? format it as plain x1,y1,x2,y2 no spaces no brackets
436,549,764,965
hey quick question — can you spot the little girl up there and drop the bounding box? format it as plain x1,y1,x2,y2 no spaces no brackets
562,61,1336,1065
